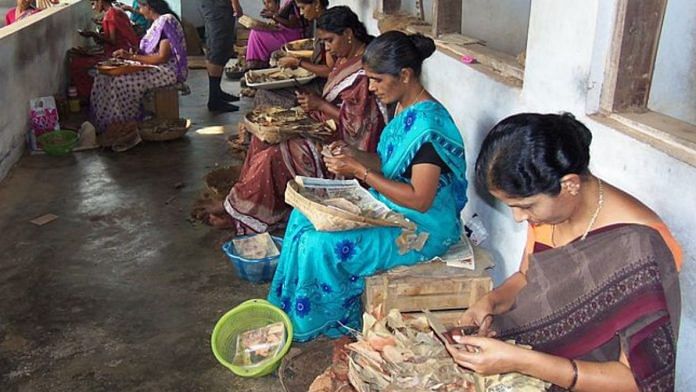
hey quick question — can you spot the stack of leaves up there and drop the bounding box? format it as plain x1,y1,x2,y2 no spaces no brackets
345,310,550,392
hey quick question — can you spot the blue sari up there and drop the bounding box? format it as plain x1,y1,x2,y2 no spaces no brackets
268,101,467,341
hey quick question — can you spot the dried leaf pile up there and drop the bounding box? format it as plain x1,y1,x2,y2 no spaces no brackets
345,310,550,392
246,67,313,84
247,106,311,127
245,106,334,143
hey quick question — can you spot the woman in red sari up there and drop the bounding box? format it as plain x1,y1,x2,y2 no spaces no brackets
448,113,681,391
70,0,140,100
203,7,386,234
4,0,40,26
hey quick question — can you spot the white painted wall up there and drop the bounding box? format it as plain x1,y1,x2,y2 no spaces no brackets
0,0,92,181
168,0,182,18
337,0,695,388
459,0,530,56
399,0,530,55
648,0,696,125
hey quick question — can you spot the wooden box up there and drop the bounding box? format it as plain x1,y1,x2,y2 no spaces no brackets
364,246,494,326
143,86,179,120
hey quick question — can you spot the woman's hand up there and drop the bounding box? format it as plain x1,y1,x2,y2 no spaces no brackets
260,9,274,18
446,336,526,375
296,91,326,112
78,30,96,38
327,141,355,158
457,296,496,337
113,49,130,59
324,155,364,178
278,56,301,69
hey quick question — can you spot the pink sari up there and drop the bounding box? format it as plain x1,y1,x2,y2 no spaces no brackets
223,56,386,235
5,7,40,25
245,0,306,63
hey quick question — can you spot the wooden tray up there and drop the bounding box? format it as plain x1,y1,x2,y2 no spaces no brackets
97,63,153,76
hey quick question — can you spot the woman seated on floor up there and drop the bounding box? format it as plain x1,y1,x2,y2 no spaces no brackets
90,0,187,134
448,113,681,391
252,0,332,109
244,0,307,70
4,0,40,26
202,6,385,235
70,0,140,101
267,31,469,341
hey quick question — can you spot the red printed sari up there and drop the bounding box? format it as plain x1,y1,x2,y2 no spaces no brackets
69,7,139,100
223,56,386,235
493,224,681,391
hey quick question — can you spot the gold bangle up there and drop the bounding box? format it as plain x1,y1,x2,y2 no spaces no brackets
362,167,370,182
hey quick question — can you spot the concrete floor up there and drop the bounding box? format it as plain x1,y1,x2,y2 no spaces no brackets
0,70,286,391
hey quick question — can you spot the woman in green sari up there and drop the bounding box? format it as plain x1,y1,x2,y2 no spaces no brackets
268,31,468,341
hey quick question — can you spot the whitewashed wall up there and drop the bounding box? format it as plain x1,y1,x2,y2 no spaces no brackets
0,0,92,181
337,0,695,388
648,0,696,125
400,0,531,55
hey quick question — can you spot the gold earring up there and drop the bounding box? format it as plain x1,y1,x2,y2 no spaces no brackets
348,36,352,45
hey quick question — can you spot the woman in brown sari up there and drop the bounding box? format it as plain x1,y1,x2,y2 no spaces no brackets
204,6,385,234
448,113,681,391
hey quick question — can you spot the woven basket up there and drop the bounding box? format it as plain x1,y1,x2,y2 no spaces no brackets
284,179,414,232
139,118,191,141
244,115,283,144
97,64,152,76
244,110,333,145
98,121,139,147
238,15,278,30
227,123,250,154
283,38,314,59
205,165,243,200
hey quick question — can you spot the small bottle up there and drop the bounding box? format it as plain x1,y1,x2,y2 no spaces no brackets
464,214,489,246
54,95,68,120
68,86,81,113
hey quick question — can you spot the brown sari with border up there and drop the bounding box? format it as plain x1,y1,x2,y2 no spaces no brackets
224,55,385,235
493,224,680,391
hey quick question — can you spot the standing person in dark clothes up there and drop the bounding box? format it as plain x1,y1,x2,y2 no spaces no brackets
200,0,243,112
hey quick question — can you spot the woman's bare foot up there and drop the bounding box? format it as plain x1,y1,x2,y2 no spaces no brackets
208,213,236,229
191,198,227,224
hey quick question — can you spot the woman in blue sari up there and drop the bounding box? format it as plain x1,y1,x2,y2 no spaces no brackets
268,31,468,341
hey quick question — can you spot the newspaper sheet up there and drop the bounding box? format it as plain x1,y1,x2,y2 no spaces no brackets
433,236,475,270
295,176,392,220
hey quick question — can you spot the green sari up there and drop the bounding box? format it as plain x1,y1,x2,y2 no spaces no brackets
268,101,468,341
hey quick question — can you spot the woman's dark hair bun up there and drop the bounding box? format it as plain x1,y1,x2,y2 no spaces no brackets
362,31,435,77
409,34,436,61
475,112,594,198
